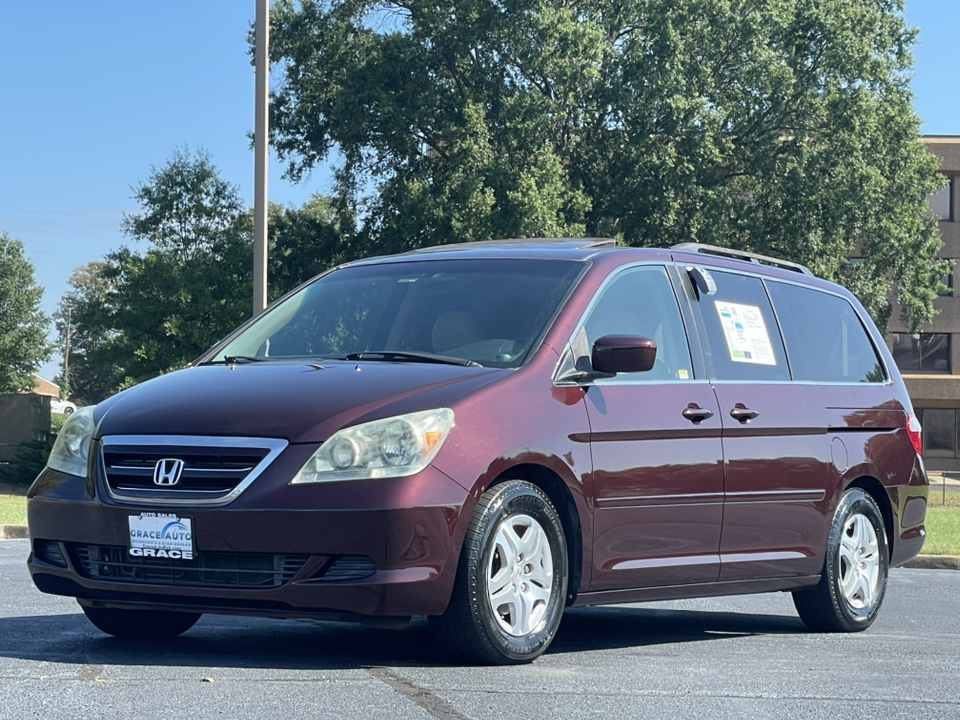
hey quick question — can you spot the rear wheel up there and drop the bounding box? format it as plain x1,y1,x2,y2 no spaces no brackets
431,480,568,665
81,605,201,639
793,488,888,632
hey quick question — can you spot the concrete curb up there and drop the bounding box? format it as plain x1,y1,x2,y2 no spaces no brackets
903,555,960,570
0,525,28,540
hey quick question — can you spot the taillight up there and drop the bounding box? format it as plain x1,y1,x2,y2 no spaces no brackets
907,413,923,456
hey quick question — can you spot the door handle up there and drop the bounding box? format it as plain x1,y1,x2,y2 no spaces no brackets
730,404,759,423
682,404,714,424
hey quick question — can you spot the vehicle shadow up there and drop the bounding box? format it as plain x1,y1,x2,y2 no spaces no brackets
550,605,805,655
0,605,806,670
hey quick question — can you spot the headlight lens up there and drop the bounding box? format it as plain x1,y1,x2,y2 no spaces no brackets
46,406,96,477
292,408,455,484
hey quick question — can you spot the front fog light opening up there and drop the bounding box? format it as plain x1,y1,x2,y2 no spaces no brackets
34,540,69,568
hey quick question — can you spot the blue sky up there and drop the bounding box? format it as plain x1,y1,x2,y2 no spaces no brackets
1,1,957,383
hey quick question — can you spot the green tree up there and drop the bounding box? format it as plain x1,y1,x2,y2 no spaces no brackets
0,233,53,393
265,0,946,331
53,261,118,405
64,149,253,402
268,193,357,299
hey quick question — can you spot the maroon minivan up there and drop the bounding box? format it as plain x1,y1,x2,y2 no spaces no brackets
27,239,929,664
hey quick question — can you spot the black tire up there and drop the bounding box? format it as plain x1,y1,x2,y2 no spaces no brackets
81,605,201,639
431,480,568,665
793,488,889,632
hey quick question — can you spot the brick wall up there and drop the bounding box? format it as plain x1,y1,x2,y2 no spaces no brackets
0,394,52,462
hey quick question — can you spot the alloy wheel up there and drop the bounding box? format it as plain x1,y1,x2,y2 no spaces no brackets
838,512,880,610
486,513,554,637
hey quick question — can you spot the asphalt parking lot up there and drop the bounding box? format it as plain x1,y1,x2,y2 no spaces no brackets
1,538,958,720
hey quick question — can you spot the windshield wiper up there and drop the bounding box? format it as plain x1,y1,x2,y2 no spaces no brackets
199,355,267,365
344,351,481,367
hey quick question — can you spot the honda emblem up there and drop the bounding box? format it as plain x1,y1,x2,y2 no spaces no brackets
153,458,185,486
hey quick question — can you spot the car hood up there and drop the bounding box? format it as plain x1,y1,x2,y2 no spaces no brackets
94,361,504,443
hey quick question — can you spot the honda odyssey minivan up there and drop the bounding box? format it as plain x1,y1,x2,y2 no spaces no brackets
27,239,929,664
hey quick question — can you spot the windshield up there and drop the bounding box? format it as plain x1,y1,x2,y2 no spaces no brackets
214,258,583,368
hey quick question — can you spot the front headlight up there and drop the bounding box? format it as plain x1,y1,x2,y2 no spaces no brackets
46,406,96,477
292,408,455,484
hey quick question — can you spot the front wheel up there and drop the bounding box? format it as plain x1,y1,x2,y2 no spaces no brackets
793,488,889,632
81,605,202,639
431,480,568,665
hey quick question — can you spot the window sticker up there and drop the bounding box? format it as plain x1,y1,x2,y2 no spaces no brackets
714,301,777,365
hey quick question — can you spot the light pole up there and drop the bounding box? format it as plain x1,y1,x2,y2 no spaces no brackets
253,0,270,315
62,304,71,399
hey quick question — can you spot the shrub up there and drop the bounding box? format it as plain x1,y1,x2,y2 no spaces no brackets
50,414,67,436
0,434,55,486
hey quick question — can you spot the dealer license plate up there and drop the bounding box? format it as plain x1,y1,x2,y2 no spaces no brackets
128,512,195,560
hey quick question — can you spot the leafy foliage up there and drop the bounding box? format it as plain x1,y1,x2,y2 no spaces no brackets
0,415,70,488
61,151,350,404
53,262,112,404
267,193,357,299
0,233,53,394
64,149,254,403
0,436,55,487
50,413,67,436
265,0,946,330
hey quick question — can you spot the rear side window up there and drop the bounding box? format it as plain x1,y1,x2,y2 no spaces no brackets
699,270,790,382
767,282,886,383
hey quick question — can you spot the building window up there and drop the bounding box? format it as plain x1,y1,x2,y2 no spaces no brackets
922,409,958,457
928,178,953,221
916,408,960,459
939,273,954,297
891,333,951,373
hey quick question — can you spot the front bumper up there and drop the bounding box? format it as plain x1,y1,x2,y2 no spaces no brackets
27,459,472,619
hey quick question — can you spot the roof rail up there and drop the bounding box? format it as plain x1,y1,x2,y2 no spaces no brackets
670,243,813,276
405,238,617,254
578,238,618,248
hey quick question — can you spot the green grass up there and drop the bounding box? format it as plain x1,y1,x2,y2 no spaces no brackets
0,482,28,526
922,490,960,556
926,486,960,508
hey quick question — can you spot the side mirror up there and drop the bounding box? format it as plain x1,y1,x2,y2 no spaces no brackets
592,335,657,375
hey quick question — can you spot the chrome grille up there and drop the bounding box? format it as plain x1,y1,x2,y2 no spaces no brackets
99,435,287,506
103,449,265,492
70,544,309,589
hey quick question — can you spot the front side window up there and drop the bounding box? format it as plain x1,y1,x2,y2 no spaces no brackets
215,259,583,368
767,282,886,383
697,270,790,382
581,265,693,381
892,333,951,374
